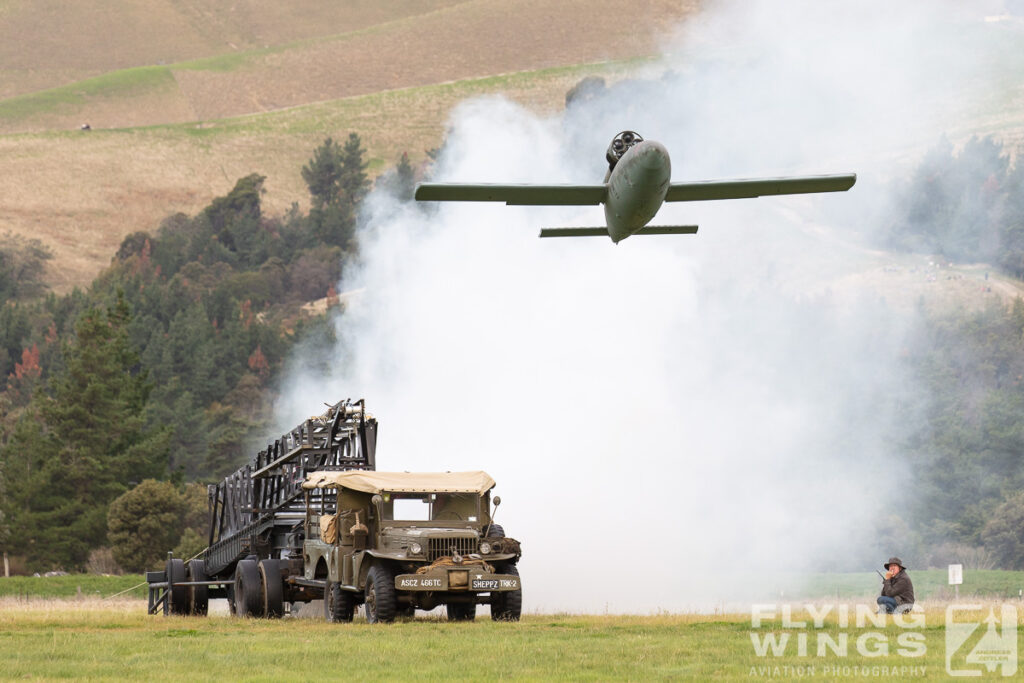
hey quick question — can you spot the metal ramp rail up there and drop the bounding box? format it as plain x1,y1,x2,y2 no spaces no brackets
147,398,377,613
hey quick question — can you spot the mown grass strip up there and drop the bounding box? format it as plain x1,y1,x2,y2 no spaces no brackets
3,568,1023,603
0,67,177,121
796,569,1024,600
0,574,148,599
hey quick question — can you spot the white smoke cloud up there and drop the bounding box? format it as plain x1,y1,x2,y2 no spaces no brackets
277,1,1018,611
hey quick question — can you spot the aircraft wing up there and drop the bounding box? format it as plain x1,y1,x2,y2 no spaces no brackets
664,174,856,202
414,183,607,206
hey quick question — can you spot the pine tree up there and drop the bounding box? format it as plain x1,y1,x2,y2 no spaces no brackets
378,152,416,202
301,138,345,212
0,291,168,570
339,132,370,208
395,152,415,202
302,135,367,249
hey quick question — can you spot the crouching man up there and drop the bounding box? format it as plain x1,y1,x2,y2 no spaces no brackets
877,556,915,614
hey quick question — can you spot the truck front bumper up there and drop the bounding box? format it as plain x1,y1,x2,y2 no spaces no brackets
396,569,520,592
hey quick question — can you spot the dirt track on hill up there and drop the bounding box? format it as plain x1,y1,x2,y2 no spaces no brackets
172,0,698,122
0,0,463,99
0,0,698,135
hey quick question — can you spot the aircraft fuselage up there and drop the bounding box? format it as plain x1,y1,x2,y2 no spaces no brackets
604,140,672,243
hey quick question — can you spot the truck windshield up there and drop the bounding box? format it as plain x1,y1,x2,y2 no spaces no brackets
385,493,478,522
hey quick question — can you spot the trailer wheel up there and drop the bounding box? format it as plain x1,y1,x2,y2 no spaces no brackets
166,558,188,615
186,559,208,616
364,566,397,624
234,559,264,618
324,581,355,623
490,565,521,622
258,559,284,618
446,603,476,621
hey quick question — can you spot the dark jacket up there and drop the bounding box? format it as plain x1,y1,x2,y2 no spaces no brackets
881,569,915,605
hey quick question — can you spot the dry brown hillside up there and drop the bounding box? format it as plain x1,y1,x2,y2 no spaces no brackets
0,0,699,292
0,0,462,99
0,64,622,293
0,0,698,134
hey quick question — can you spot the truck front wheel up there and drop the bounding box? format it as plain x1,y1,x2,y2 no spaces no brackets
364,566,397,624
324,581,355,623
490,565,522,622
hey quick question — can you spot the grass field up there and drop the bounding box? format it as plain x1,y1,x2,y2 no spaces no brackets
3,573,1024,679
1,599,1021,680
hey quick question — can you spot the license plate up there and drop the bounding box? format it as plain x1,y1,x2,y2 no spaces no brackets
471,579,499,590
397,576,445,590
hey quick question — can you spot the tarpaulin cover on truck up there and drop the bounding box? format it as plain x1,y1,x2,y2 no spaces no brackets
302,470,496,496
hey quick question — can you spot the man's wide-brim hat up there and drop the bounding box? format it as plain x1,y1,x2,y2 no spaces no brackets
884,557,906,570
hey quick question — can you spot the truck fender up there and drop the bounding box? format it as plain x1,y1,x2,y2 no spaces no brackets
351,551,370,590
353,551,397,590
327,546,339,582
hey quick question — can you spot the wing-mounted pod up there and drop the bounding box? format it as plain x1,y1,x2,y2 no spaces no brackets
606,131,644,172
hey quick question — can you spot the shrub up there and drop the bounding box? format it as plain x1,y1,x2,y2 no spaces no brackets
107,480,186,573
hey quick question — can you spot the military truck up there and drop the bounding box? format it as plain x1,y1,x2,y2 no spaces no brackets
145,399,522,622
303,469,522,622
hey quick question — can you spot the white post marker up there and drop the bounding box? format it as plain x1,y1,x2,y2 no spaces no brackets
949,563,963,600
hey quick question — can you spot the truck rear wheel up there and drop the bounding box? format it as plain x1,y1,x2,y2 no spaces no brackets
490,565,521,622
166,558,188,615
234,559,264,618
324,581,355,623
186,559,208,616
364,566,397,624
446,603,476,621
259,559,284,618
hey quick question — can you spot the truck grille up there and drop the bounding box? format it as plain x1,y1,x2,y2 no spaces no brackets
427,537,477,561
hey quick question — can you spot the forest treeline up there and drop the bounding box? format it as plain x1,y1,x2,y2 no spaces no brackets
886,135,1024,278
0,134,416,571
0,125,1023,573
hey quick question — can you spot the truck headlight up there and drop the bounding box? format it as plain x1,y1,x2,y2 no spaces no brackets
409,542,423,556
479,541,492,555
